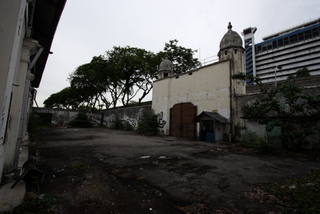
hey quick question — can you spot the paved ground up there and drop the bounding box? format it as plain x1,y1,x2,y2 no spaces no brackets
35,128,319,214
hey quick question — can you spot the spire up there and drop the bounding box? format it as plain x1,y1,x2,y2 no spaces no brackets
227,22,232,30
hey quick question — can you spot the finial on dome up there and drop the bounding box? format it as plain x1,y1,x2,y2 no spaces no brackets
227,22,232,30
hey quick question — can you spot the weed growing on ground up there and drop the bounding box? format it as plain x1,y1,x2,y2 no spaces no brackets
71,163,88,173
255,170,320,213
240,129,277,154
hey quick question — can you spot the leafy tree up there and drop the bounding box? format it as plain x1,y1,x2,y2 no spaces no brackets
43,87,82,110
288,67,311,79
102,46,158,107
157,39,201,74
137,110,159,134
46,40,201,108
242,82,320,151
69,57,110,110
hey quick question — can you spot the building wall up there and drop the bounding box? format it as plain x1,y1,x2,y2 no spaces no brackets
33,104,152,131
152,60,231,135
252,19,320,82
4,39,38,174
0,0,28,181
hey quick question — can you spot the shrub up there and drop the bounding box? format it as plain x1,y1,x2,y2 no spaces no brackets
69,111,92,127
123,121,134,131
240,129,276,154
137,110,159,134
111,115,123,130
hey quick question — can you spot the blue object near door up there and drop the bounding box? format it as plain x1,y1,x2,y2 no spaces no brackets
206,133,215,143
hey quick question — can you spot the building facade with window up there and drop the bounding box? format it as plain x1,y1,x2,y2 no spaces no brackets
243,18,320,83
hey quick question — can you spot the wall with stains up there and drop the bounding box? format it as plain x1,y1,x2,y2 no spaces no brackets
152,60,231,135
36,104,152,131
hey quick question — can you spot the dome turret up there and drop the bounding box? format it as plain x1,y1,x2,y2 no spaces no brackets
219,22,242,51
158,58,173,79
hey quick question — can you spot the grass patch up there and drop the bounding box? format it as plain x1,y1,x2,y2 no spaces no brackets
255,170,320,213
71,163,88,173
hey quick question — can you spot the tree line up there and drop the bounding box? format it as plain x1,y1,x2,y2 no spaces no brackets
44,40,200,110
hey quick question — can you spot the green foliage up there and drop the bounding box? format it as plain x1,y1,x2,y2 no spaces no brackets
123,121,134,131
158,39,201,74
137,110,159,134
232,72,262,85
240,129,277,154
43,87,83,110
287,67,311,79
45,40,200,109
69,111,92,128
111,115,123,130
255,170,320,213
241,82,320,151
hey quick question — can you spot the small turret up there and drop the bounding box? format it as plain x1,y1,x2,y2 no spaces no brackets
158,57,173,79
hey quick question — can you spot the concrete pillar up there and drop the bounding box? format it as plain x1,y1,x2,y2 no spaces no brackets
3,39,38,175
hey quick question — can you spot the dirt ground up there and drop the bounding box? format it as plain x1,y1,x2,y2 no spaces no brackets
35,128,320,214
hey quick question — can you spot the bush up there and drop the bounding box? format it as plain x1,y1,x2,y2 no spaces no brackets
137,110,159,134
123,121,134,131
69,111,92,127
111,115,123,130
240,129,275,154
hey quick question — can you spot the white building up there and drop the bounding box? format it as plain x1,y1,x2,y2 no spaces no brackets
152,23,246,142
0,0,66,184
243,18,320,84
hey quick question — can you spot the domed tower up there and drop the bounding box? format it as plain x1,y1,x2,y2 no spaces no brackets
218,22,244,62
218,22,246,138
158,57,173,79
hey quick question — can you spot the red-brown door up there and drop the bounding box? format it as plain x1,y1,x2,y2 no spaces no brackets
170,103,196,138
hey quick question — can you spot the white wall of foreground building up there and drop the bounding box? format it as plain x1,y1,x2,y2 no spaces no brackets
152,60,231,135
0,0,28,184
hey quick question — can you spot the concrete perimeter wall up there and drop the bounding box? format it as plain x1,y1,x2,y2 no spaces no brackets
33,102,152,130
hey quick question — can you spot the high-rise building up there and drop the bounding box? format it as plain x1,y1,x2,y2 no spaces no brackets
243,18,320,83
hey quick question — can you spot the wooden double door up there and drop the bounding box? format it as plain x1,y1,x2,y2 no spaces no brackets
170,103,197,138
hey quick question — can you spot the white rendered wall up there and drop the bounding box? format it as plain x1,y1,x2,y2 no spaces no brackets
0,0,27,183
152,61,231,135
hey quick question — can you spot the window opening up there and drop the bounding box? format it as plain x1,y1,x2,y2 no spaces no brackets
290,34,298,44
305,30,312,39
313,28,319,37
272,41,277,49
298,32,304,41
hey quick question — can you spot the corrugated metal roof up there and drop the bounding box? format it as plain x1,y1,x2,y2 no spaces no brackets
193,111,230,123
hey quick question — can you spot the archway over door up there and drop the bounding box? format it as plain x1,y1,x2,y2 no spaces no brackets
170,103,197,138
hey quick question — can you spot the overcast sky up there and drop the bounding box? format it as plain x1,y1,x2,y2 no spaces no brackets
36,0,320,107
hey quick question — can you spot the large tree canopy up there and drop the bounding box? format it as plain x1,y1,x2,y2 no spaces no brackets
44,40,200,109
158,39,201,74
43,87,82,110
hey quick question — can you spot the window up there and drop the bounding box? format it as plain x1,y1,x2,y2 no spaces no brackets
290,34,298,44
273,41,278,49
267,42,272,50
284,37,289,45
313,28,319,37
256,46,262,53
278,39,283,47
262,45,267,52
305,30,312,39
298,32,304,41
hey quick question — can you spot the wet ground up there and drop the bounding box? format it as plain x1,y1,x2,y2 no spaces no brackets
36,128,320,214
